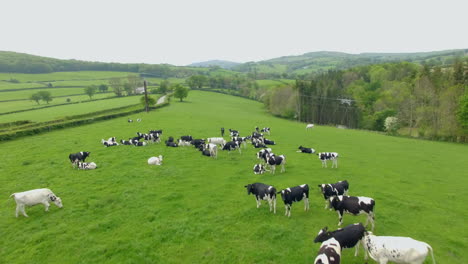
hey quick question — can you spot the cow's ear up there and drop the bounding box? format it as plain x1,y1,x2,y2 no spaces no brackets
323,226,328,231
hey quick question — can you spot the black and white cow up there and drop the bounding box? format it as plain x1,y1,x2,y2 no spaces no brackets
278,184,309,217
314,237,341,264
318,152,339,168
263,138,276,145
256,148,272,163
362,232,436,264
101,139,118,147
328,196,375,231
134,141,147,147
68,151,90,167
201,149,212,157
232,136,248,148
260,127,271,135
266,154,286,174
165,141,178,147
318,180,349,208
77,162,97,170
314,223,366,257
222,141,241,154
191,139,206,149
150,129,163,135
244,183,276,214
120,139,133,145
229,129,239,137
128,119,133,123
253,164,266,174
180,135,193,142
297,146,315,154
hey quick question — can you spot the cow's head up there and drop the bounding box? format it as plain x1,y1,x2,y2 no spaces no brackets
317,184,325,193
328,196,340,210
83,152,90,158
298,146,303,150
244,184,253,195
48,194,63,208
314,227,332,243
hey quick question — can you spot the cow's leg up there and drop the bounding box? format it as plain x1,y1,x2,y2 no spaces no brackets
284,205,289,216
287,205,291,217
43,201,50,211
15,204,20,218
378,258,388,264
370,212,375,231
21,205,28,217
256,197,261,208
362,239,369,260
273,197,276,214
355,239,360,256
338,211,343,226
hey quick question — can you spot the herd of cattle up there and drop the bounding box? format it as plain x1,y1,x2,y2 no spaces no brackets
9,123,436,264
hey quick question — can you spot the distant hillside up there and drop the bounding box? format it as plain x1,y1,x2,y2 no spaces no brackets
232,49,467,77
188,60,240,69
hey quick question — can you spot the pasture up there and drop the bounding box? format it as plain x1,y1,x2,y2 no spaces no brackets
0,91,466,263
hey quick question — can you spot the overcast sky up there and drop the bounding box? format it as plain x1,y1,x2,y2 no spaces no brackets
1,0,467,66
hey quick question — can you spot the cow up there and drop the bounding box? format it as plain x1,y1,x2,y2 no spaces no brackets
134,141,147,147
120,139,133,145
136,118,141,122
314,237,341,264
10,188,63,218
266,154,286,174
278,184,309,217
180,135,193,142
318,152,339,168
128,119,133,123
178,139,192,147
69,151,90,167
318,180,349,208
260,127,271,135
208,137,226,147
297,146,315,154
149,129,163,135
256,148,272,163
232,136,248,148
148,155,163,165
244,183,276,214
328,195,375,231
362,232,436,264
253,164,266,174
263,138,276,145
77,162,97,170
205,143,218,158
191,139,206,149
165,142,178,147
201,149,212,157
101,139,118,147
222,141,241,154
306,123,314,130
229,129,239,137
314,223,366,257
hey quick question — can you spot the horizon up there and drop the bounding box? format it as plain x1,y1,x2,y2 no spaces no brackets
1,0,467,66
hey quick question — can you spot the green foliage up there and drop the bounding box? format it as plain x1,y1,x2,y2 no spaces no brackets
84,86,97,99
38,91,53,104
30,93,42,105
186,75,207,89
98,84,109,93
457,94,468,132
66,98,71,103
173,84,189,102
140,95,156,107
109,77,124,97
159,80,169,94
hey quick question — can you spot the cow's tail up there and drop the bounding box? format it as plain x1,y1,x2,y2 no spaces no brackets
425,243,436,264
9,193,15,198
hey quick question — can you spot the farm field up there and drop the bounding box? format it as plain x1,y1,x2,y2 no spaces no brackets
0,96,142,122
0,91,466,263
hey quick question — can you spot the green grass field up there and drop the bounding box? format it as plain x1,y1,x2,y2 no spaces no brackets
0,91,466,264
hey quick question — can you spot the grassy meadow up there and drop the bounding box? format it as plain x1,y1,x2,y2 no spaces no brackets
0,91,466,264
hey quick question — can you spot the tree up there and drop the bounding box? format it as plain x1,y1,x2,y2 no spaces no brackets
30,93,41,104
127,75,141,95
37,91,53,104
173,84,189,102
140,95,156,107
384,116,399,134
159,80,169,94
186,75,206,89
457,94,468,132
98,84,109,93
109,77,124,96
123,82,133,96
84,86,97,99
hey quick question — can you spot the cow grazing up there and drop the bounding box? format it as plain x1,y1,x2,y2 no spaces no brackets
297,146,315,154
318,152,339,168
120,139,133,145
318,180,349,208
328,196,375,231
260,127,271,135
207,137,226,147
148,155,163,165
229,129,239,137
362,232,436,264
222,141,241,154
306,123,314,129
69,151,90,167
314,223,366,257
314,238,341,264
266,154,286,174
77,162,97,170
244,183,276,214
278,184,309,217
10,188,63,218
253,164,266,174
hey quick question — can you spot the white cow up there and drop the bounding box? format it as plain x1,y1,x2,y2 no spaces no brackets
148,155,163,165
77,162,97,170
10,188,63,217
207,137,226,147
362,232,436,264
306,123,314,130
205,143,218,158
